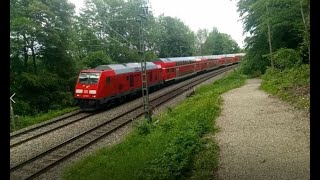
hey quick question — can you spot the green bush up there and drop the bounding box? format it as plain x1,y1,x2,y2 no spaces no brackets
136,131,201,179
135,120,155,135
261,64,310,111
239,54,269,75
13,71,76,116
13,100,32,116
273,48,302,70
250,70,262,78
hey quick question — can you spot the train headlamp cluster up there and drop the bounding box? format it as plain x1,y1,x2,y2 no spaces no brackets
76,89,96,95
76,89,83,93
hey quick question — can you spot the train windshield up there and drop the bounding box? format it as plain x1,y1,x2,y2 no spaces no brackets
78,72,101,84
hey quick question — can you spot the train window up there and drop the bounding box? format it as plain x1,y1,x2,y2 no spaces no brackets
171,69,174,72
106,77,111,85
79,72,100,84
166,69,169,73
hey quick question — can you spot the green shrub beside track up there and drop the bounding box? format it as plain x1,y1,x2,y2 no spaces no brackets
63,70,247,180
10,107,78,132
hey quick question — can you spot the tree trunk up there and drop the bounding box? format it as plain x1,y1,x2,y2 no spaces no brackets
31,40,37,75
267,22,273,68
266,2,274,68
22,34,29,71
300,0,310,64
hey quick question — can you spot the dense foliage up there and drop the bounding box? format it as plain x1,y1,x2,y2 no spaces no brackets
10,0,241,119
10,0,78,116
237,0,310,75
236,0,310,111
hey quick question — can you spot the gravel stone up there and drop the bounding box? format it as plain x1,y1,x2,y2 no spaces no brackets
213,78,310,180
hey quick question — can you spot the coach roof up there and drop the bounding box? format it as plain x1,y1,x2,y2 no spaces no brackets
95,62,159,75
157,56,201,63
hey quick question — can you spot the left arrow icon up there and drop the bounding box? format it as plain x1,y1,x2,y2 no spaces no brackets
10,93,16,103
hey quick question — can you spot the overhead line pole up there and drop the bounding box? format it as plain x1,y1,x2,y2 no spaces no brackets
99,4,151,121
138,6,151,122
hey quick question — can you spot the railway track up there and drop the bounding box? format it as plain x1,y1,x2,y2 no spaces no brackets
10,64,237,180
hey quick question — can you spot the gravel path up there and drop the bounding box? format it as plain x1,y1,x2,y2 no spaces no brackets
213,78,310,180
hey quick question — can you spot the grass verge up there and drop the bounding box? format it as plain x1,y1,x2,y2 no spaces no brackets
10,106,78,132
63,70,247,180
260,64,310,112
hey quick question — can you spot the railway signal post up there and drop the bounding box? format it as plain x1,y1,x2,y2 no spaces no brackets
138,6,152,122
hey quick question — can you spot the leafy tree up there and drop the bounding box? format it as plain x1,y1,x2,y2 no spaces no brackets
202,27,240,55
157,16,195,57
84,51,115,68
10,0,78,115
75,0,153,63
194,28,209,55
237,0,309,74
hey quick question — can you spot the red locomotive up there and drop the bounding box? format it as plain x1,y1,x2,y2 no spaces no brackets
74,62,162,110
74,53,245,110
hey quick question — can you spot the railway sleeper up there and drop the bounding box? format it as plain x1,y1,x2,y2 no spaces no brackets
18,165,38,174
91,131,103,137
95,129,106,134
47,153,64,160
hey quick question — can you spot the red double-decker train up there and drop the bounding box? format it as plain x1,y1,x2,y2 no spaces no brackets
74,53,245,110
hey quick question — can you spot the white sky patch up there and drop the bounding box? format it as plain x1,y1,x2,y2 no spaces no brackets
68,0,245,48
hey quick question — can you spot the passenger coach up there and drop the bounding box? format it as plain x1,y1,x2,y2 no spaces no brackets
74,53,245,110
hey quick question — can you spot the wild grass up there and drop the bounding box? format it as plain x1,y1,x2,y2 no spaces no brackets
63,70,247,180
10,107,78,132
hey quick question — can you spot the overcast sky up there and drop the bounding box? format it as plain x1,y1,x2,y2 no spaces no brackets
68,0,245,48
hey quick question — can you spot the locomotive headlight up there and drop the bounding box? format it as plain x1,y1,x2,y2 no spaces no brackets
76,89,83,93
89,90,96,94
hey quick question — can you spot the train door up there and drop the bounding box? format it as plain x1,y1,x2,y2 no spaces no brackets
129,75,134,87
105,76,113,96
